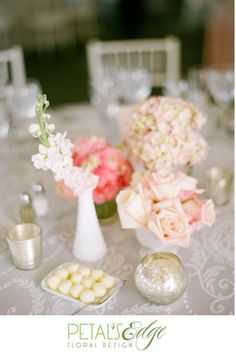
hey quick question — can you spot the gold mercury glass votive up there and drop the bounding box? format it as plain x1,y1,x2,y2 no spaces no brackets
7,223,42,270
135,252,188,305
204,167,233,206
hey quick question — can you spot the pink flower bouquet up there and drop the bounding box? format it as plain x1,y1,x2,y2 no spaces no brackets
116,169,215,248
57,136,133,219
125,96,208,171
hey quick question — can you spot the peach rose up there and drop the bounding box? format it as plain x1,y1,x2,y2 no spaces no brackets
147,179,178,201
149,198,191,247
151,169,175,184
175,172,198,192
116,184,150,228
179,189,204,202
182,197,203,231
143,170,200,202
202,199,216,227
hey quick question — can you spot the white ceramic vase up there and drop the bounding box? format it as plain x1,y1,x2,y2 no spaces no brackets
135,228,178,254
73,188,107,262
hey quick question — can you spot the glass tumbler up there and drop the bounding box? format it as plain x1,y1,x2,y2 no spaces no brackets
204,167,233,205
7,223,42,270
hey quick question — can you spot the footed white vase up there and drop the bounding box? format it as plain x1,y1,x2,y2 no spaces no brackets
73,188,107,262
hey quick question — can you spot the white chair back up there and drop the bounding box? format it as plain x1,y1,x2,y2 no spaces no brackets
86,37,181,87
0,46,26,88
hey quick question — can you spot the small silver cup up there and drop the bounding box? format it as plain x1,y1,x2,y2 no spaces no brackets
204,167,233,205
7,223,42,270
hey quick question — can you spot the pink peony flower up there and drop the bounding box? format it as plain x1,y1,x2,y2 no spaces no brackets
72,136,109,165
57,136,133,204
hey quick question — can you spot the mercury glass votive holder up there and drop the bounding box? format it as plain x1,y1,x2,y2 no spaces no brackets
7,223,42,270
135,252,188,305
204,167,233,205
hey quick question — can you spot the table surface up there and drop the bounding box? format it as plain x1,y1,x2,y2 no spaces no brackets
0,103,234,315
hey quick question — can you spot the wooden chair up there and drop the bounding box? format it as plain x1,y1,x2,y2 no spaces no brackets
0,46,26,88
86,37,181,87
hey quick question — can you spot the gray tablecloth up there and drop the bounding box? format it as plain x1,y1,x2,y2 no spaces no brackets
0,104,234,315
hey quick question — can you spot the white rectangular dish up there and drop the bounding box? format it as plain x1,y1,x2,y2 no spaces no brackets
41,262,123,309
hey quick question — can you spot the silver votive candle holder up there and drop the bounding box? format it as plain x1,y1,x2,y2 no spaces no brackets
135,252,188,305
204,167,233,205
7,223,42,270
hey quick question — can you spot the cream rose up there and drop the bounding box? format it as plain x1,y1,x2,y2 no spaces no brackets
175,172,198,192
202,199,216,227
182,197,203,231
151,169,175,184
182,197,202,219
143,170,199,202
116,184,149,228
149,198,191,247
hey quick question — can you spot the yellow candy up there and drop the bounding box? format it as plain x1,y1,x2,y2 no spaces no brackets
91,269,104,280
93,282,107,297
80,289,95,304
54,268,69,280
70,284,84,298
82,277,94,289
46,275,61,290
67,263,80,274
71,273,83,284
58,280,72,295
80,266,91,276
100,275,115,289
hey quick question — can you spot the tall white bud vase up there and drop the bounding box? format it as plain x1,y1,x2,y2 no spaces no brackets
73,188,107,262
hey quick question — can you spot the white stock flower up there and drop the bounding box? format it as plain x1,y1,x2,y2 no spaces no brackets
46,123,55,134
31,102,98,196
29,124,41,138
32,153,48,171
38,144,48,155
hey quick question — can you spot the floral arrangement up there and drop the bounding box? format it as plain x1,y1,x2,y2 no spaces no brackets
125,96,208,171
116,169,215,248
57,136,133,205
29,95,98,195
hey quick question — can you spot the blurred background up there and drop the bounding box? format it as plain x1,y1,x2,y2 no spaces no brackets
0,0,234,105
